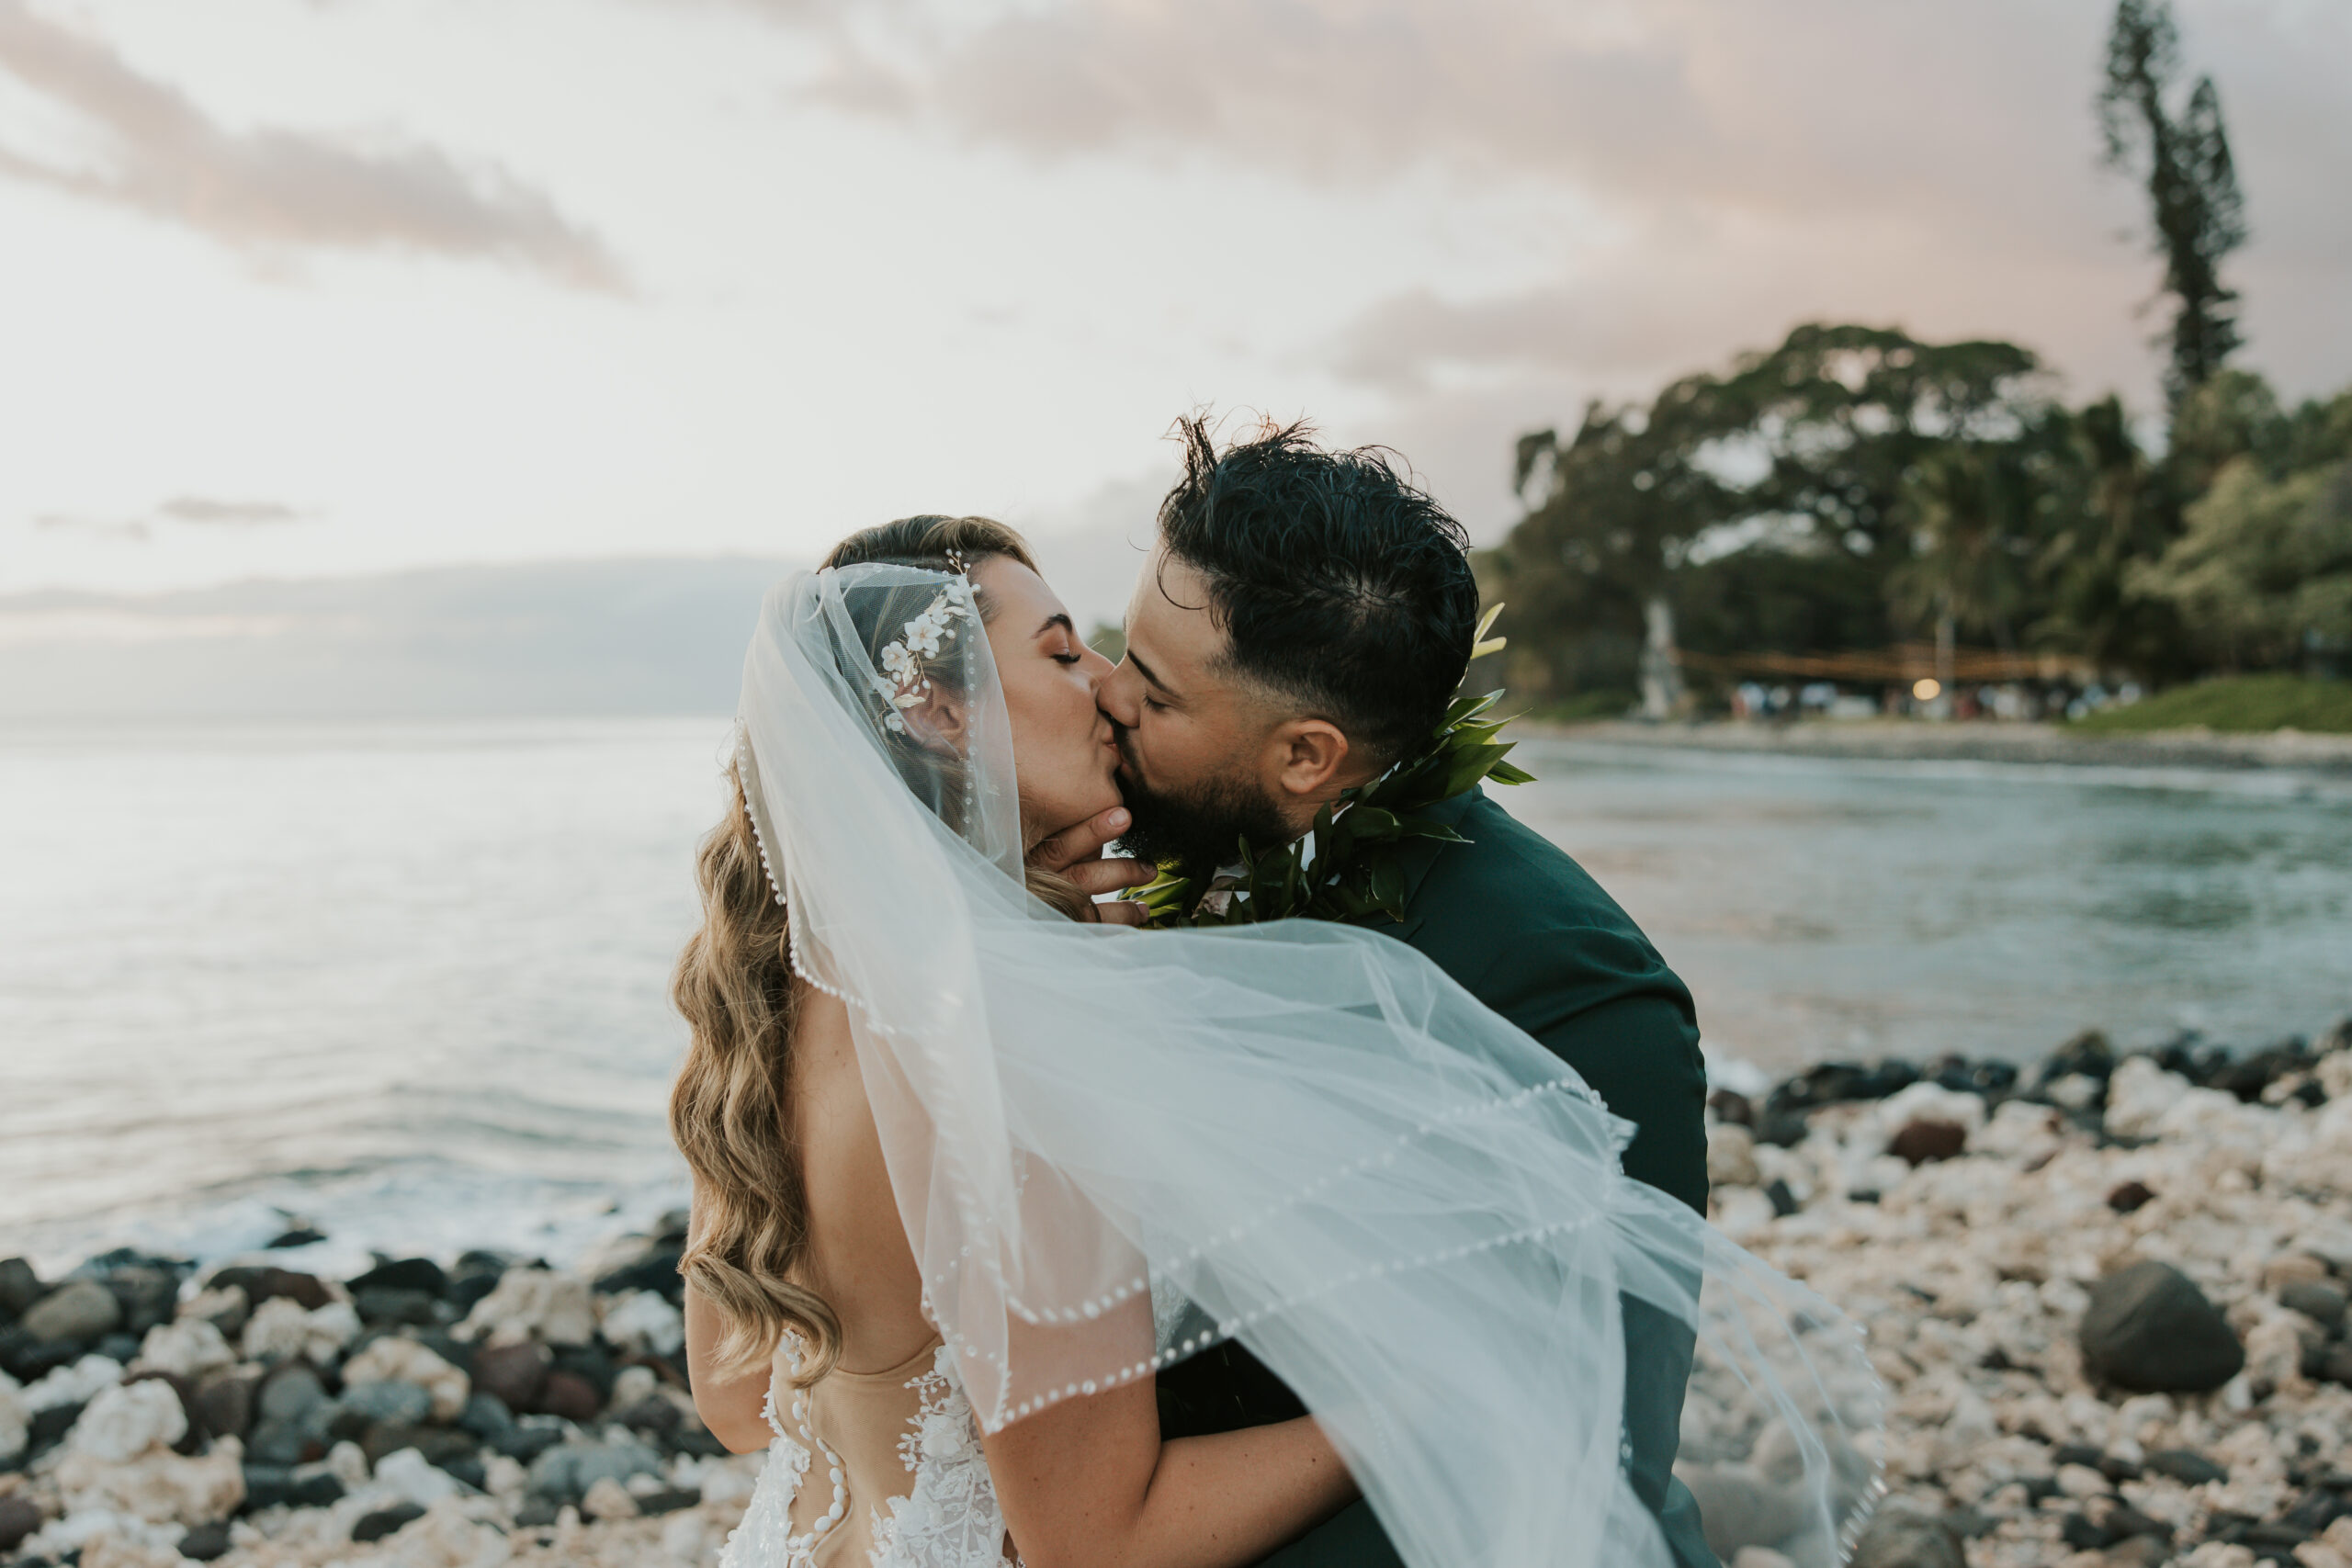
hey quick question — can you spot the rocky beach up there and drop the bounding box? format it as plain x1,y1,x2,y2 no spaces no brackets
5,1019,2352,1568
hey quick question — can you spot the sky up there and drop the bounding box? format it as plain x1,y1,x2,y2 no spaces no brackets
3,0,2348,604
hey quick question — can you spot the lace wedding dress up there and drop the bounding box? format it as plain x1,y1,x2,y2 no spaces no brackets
719,1332,1020,1568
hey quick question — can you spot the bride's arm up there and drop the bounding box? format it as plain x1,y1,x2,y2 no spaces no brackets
981,1324,1358,1568
683,1283,777,1454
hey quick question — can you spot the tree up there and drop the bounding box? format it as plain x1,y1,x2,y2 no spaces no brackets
2130,457,2352,672
1491,325,2051,704
2098,0,2248,412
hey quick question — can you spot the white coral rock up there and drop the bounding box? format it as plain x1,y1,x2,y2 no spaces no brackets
69,1380,187,1464
24,1353,124,1413
599,1290,685,1358
343,1337,471,1422
374,1446,465,1508
55,1434,244,1526
240,1295,359,1362
458,1268,595,1347
132,1317,235,1382
2106,1056,2192,1140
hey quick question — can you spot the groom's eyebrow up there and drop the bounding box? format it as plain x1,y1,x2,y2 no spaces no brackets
1125,649,1179,699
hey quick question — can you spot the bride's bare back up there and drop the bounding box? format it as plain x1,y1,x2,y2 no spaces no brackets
687,985,1354,1568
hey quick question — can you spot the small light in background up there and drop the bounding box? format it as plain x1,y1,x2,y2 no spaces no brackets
1912,678,1942,701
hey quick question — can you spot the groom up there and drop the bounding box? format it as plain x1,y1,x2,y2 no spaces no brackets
1040,417,1716,1568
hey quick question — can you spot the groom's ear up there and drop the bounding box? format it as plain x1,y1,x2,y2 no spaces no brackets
1267,717,1361,804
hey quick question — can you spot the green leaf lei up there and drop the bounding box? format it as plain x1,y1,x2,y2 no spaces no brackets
1120,687,1535,930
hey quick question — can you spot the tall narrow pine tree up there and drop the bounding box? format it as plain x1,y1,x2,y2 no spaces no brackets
2097,0,2249,412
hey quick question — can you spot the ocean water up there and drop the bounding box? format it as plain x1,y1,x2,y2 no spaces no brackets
3,718,2348,1269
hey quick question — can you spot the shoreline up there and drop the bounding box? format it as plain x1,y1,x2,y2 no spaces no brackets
6,1021,2352,1566
1518,717,2352,774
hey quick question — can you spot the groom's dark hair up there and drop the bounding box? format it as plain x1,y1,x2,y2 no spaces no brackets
1156,415,1480,769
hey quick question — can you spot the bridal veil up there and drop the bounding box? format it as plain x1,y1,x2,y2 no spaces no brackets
734,563,1883,1568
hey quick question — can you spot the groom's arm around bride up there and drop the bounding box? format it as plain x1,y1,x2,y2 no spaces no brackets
1091,417,1718,1568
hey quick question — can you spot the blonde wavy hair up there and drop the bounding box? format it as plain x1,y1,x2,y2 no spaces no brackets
670,516,1086,1384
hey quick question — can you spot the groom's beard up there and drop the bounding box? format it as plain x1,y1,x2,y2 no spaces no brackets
1113,733,1295,878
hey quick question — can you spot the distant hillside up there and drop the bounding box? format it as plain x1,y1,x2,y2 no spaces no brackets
0,558,801,719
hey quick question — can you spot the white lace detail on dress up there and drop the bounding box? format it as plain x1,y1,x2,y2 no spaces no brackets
869,1344,1018,1568
718,1341,1017,1568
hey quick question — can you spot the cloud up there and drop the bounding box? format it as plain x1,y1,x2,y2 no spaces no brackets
35,513,150,543
802,0,2352,403
0,0,628,291
156,496,310,526
31,494,319,542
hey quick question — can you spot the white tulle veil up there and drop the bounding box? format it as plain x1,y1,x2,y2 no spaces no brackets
735,562,1882,1568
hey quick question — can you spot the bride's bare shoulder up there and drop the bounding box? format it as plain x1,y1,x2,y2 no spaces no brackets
788,985,933,1367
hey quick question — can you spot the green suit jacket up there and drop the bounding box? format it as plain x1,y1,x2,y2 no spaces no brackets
1153,786,1719,1568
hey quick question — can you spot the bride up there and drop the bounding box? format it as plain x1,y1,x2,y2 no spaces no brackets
670,515,1879,1568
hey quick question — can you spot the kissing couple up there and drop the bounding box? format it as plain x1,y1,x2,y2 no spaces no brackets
671,419,1879,1568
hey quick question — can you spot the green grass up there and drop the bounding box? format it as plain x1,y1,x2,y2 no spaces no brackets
2069,673,2352,735
1518,690,1638,725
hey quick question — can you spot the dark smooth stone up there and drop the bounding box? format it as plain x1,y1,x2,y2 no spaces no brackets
458,1392,516,1441
1889,1119,1968,1166
0,1258,42,1319
28,1402,83,1457
594,1244,685,1304
96,1333,142,1364
2052,1444,2105,1469
177,1521,233,1562
514,1498,562,1529
21,1279,122,1343
1847,1189,1883,1205
361,1422,478,1467
2281,1280,2349,1331
241,1466,346,1512
671,1419,730,1459
549,1345,616,1401
1706,1089,1753,1126
537,1371,603,1425
2107,1180,2157,1213
348,1259,448,1299
1939,1507,1995,1540
2104,1505,2171,1541
100,1268,180,1336
492,1422,567,1464
0,1495,40,1555
436,1456,488,1491
245,1419,321,1468
257,1364,327,1426
2059,1513,2115,1551
354,1290,441,1327
2146,1449,2229,1486
2313,1343,2352,1389
470,1342,551,1413
2041,1030,2115,1086
204,1267,330,1312
614,1397,680,1438
195,1371,258,1441
2080,1261,2245,1393
1765,1179,1800,1218
638,1488,702,1516
2098,1454,2145,1483
352,1503,427,1543
266,1227,327,1250
415,1331,476,1378
0,1326,82,1382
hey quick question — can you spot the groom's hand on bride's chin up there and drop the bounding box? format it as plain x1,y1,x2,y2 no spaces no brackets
1030,807,1156,927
